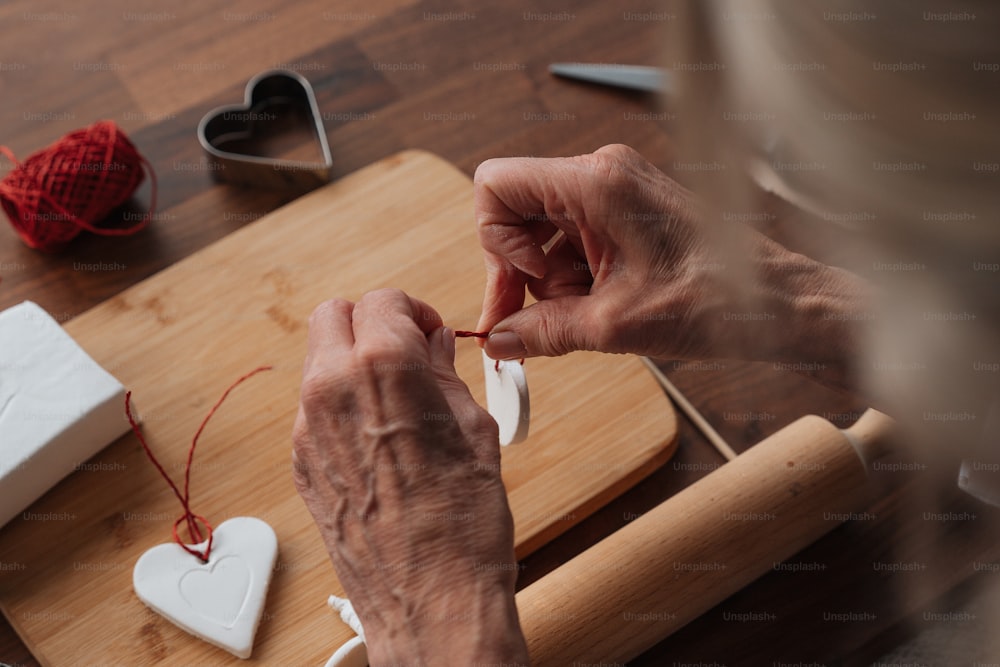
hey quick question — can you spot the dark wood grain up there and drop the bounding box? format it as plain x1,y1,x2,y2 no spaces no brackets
1,1,995,665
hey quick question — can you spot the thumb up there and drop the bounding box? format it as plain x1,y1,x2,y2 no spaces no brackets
485,296,599,359
426,326,482,416
427,326,504,461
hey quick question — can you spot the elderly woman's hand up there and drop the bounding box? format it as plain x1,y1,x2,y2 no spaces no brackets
475,144,870,391
292,289,528,666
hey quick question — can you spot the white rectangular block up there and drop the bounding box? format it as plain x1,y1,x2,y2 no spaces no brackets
0,301,132,528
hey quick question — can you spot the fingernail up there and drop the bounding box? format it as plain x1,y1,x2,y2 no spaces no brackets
441,326,456,359
486,331,526,360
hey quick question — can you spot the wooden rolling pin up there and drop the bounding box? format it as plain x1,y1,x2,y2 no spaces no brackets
516,409,893,665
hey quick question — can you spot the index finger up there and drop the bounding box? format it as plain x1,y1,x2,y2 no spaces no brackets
474,157,593,333
474,156,568,280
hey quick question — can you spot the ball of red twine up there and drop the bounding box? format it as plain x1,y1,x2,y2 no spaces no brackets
0,120,156,252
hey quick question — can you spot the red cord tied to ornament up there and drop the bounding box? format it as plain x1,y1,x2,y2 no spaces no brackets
124,366,272,562
0,120,156,252
455,330,524,371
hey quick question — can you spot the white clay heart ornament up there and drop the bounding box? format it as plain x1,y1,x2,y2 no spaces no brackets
482,350,530,445
133,516,278,659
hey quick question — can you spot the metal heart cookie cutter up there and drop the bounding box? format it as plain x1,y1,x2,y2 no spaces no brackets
197,69,333,190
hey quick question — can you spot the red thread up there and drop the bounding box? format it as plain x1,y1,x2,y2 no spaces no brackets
453,330,523,371
0,120,156,252
124,366,272,562
455,330,500,370
454,330,488,338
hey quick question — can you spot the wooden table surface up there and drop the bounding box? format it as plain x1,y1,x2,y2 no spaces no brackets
1,1,996,665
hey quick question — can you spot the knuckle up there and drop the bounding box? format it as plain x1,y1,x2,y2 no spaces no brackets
362,287,408,305
353,338,424,377
474,414,501,447
465,403,500,441
308,298,351,329
354,339,410,374
595,143,635,160
586,144,646,193
354,289,415,331
300,366,344,413
593,155,631,191
586,299,626,354
533,313,572,357
473,157,506,186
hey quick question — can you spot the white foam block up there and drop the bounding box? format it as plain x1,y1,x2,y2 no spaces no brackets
0,301,131,528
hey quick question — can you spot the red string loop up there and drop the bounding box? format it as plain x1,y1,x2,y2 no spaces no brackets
172,515,214,562
124,366,272,562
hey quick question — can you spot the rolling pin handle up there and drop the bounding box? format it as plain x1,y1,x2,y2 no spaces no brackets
841,408,895,470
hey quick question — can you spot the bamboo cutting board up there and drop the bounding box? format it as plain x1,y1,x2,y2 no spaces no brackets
0,150,677,666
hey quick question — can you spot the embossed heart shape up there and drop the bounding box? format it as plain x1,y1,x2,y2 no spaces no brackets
179,554,250,629
198,69,333,190
133,516,278,659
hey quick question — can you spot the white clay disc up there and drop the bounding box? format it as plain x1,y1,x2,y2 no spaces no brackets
132,516,278,659
483,350,530,445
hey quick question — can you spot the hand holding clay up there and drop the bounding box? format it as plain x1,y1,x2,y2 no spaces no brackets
474,144,869,391
475,143,715,360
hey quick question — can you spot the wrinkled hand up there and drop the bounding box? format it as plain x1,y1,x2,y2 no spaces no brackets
474,144,870,392
475,143,714,361
292,289,528,666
